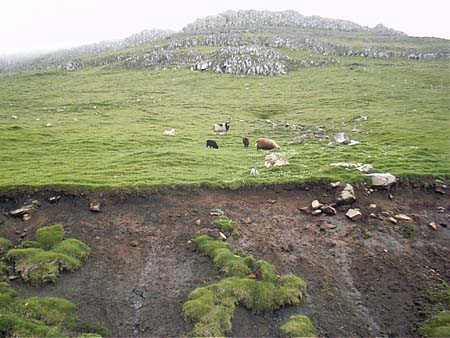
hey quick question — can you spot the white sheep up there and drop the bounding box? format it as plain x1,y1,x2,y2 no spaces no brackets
163,129,176,136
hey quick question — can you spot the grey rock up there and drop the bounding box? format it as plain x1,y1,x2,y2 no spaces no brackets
367,173,396,187
388,217,398,224
89,202,101,212
210,208,224,216
337,183,356,204
335,132,350,144
311,200,323,209
394,214,412,222
330,181,341,188
312,209,322,216
321,205,337,215
346,209,362,221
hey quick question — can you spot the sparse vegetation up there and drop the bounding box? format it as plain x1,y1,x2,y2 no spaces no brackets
0,237,12,255
419,311,450,338
212,215,239,233
280,314,316,337
185,235,307,336
6,225,91,286
0,281,109,337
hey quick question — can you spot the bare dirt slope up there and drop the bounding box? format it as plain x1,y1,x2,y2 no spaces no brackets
1,181,449,337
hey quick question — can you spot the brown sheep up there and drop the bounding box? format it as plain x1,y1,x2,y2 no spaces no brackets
255,138,280,150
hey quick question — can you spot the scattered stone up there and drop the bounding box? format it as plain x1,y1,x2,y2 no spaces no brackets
312,209,322,216
428,222,437,231
367,173,396,187
434,187,446,194
267,199,277,204
335,132,350,144
370,204,377,209
242,217,253,224
311,200,323,209
348,140,361,146
319,223,337,230
356,163,373,173
89,202,101,212
130,241,138,247
330,181,341,188
369,213,377,218
9,201,40,217
195,219,201,226
389,194,394,200
11,115,18,119
346,209,362,221
48,196,61,204
264,153,289,167
337,184,356,204
250,167,259,175
219,232,227,240
321,205,337,215
330,162,372,172
46,122,53,127
355,115,368,121
436,206,445,213
381,211,391,217
209,208,224,216
395,214,412,222
22,214,31,221
388,217,398,224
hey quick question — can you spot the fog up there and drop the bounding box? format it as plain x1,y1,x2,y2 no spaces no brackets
1,0,449,56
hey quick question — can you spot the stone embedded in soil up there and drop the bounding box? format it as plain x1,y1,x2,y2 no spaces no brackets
337,184,356,204
312,209,322,216
311,200,323,209
436,206,445,212
242,217,253,224
346,209,362,221
209,208,224,216
321,205,337,215
48,196,61,204
219,232,227,240
369,213,377,218
367,173,397,187
299,207,311,215
370,204,377,209
22,213,31,221
9,202,39,217
388,217,398,224
89,202,101,212
428,222,437,230
330,181,341,188
319,223,337,230
394,214,412,221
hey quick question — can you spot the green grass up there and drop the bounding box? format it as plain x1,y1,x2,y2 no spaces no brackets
280,314,316,337
6,225,91,286
0,237,12,255
0,281,109,337
0,55,448,190
419,311,450,338
185,235,307,336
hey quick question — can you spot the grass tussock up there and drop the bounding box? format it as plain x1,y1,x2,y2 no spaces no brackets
0,237,12,255
6,225,91,286
184,235,307,336
280,314,316,337
0,281,109,337
419,311,450,338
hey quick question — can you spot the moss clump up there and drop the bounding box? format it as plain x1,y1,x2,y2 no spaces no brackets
184,235,307,336
212,216,239,233
20,240,41,248
6,225,91,286
0,237,12,254
36,224,64,250
280,315,316,337
0,280,108,337
419,311,450,337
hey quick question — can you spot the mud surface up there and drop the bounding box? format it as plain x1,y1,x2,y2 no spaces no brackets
1,181,449,337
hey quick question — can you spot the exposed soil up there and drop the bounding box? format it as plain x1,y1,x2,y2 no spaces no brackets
1,181,449,337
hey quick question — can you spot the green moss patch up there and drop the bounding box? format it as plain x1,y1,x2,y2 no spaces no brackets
419,311,450,337
280,315,316,337
212,216,239,233
184,235,307,336
6,225,91,286
0,237,12,255
0,281,109,337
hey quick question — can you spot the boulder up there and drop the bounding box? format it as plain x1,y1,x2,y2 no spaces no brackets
337,184,356,204
366,173,396,187
335,132,350,144
346,209,362,221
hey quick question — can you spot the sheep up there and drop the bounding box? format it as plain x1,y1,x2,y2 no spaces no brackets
206,140,219,149
213,121,230,134
163,129,176,136
255,138,280,150
242,137,249,148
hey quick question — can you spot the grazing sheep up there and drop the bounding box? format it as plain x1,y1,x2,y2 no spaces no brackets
255,138,280,150
250,167,259,175
213,121,230,134
243,137,249,148
163,129,176,136
206,140,219,149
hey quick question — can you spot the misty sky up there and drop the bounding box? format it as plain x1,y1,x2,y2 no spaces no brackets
1,0,449,55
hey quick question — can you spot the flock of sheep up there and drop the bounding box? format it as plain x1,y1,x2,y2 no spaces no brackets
163,120,281,151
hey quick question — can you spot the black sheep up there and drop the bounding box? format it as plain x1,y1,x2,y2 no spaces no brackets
206,140,219,149
243,137,249,148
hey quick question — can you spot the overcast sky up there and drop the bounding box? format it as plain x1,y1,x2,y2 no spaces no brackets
1,0,449,56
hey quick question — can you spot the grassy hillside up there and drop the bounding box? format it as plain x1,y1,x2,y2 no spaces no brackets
0,54,448,190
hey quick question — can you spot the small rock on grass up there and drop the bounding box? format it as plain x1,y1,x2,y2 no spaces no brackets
346,209,362,221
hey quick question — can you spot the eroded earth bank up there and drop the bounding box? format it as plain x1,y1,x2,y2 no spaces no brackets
1,181,449,337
